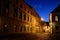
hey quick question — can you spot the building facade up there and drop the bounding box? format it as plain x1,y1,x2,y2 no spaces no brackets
49,5,60,34
0,0,44,34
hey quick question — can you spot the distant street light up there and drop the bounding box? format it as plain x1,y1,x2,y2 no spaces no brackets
41,18,44,21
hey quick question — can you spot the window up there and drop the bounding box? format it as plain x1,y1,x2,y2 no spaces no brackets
2,0,9,16
20,4,22,8
27,27,29,32
20,27,22,32
24,26,26,32
14,8,18,17
55,26,59,30
5,8,9,16
19,12,22,19
28,16,29,21
55,16,58,21
24,14,26,20
15,26,17,32
24,8,26,11
28,11,29,13
30,27,32,32
3,24,8,32
6,8,8,13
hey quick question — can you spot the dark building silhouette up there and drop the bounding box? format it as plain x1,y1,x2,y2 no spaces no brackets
49,5,60,34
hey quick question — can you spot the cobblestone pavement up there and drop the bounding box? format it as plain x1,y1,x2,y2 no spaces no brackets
36,33,51,40
0,33,56,40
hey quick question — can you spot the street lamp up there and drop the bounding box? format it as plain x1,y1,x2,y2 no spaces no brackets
41,18,44,21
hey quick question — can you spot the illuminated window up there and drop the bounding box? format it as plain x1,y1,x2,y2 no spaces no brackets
55,16,58,21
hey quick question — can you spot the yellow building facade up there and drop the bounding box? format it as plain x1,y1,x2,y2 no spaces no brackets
0,0,44,34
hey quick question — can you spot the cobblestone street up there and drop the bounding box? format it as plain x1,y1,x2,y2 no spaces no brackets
36,33,51,40
0,33,52,40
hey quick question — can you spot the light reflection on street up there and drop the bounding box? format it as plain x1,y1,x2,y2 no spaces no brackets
37,33,51,40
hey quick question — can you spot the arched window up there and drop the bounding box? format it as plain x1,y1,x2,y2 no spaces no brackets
55,16,58,21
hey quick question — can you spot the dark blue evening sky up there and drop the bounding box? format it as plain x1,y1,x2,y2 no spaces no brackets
25,0,60,22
